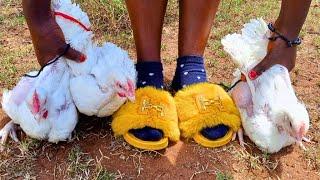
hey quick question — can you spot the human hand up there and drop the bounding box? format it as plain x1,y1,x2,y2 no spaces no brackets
248,37,297,80
28,14,86,66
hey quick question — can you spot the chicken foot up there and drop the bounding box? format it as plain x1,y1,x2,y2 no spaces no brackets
302,137,312,143
233,128,247,147
236,128,312,151
0,121,19,151
297,137,313,151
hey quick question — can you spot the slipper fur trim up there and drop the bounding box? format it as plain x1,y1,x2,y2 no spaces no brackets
174,83,241,138
112,87,180,142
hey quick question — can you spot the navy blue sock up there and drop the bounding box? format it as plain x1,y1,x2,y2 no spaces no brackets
171,56,207,91
132,61,164,142
136,62,164,89
171,56,229,141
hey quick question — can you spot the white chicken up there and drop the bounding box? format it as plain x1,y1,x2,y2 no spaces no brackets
221,19,310,153
1,60,78,144
0,0,136,148
53,0,136,117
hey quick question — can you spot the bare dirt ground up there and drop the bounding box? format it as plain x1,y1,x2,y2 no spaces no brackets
0,1,319,179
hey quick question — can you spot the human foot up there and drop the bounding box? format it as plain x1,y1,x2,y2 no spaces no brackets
132,62,164,142
172,56,229,141
112,87,180,150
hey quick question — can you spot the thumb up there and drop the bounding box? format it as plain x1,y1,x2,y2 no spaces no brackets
249,55,273,80
64,46,86,63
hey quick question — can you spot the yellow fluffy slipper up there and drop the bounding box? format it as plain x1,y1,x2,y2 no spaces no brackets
174,83,241,148
112,87,180,150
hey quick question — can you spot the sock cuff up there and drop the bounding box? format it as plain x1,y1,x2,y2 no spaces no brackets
136,61,164,89
177,56,204,65
136,62,163,72
171,56,207,91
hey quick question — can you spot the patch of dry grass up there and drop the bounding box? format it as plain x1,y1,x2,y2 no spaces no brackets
216,171,233,180
75,0,129,34
66,145,95,179
0,138,41,179
228,144,278,172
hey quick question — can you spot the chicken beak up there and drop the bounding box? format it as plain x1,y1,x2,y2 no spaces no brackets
127,95,135,102
294,124,306,142
126,80,136,102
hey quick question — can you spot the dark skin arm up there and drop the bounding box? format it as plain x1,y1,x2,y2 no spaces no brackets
22,0,86,66
249,0,312,80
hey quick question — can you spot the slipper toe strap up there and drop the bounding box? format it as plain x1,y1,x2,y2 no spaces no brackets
174,83,241,146
112,87,180,143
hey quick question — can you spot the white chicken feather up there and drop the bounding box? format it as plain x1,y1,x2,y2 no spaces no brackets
53,0,136,117
0,0,136,148
2,60,77,143
221,18,310,153
47,67,78,143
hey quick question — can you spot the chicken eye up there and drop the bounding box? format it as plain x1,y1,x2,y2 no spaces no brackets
116,82,123,89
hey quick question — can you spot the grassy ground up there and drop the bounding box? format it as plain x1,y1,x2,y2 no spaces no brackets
0,0,319,179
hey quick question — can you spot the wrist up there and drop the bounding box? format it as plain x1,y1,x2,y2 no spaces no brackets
268,23,302,47
274,24,300,40
29,19,59,39
23,0,53,26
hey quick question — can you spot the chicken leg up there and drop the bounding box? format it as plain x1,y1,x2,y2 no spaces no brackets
0,121,19,151
237,127,313,151
297,137,313,151
235,128,246,147
302,137,312,143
